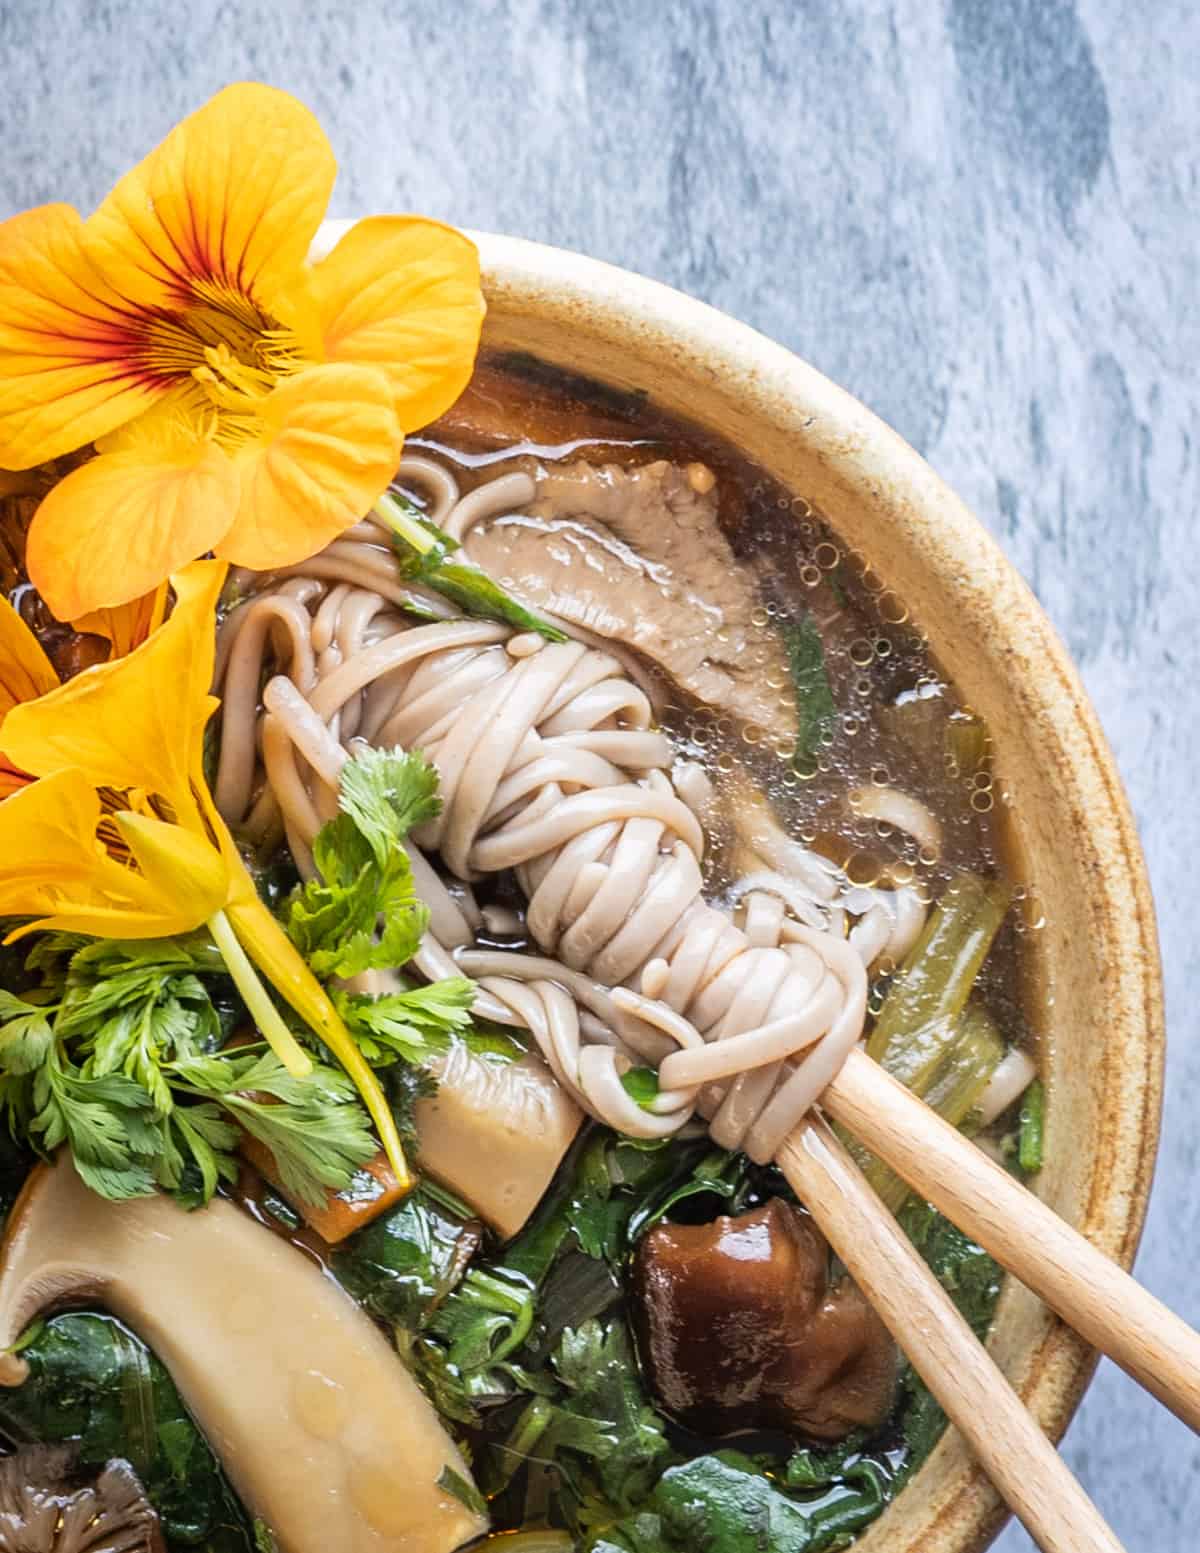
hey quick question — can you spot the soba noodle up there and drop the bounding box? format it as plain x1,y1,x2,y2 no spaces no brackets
214,457,928,1161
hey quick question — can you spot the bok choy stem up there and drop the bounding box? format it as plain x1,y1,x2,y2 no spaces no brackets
857,873,1011,1211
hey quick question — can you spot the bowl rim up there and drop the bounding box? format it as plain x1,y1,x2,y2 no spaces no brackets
443,227,1165,1550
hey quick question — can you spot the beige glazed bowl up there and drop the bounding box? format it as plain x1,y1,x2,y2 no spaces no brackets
458,230,1162,1553
317,222,1169,1548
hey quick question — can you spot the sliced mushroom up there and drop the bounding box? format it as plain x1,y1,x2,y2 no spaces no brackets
0,1161,488,1553
0,1445,164,1553
415,1045,582,1238
632,1198,897,1442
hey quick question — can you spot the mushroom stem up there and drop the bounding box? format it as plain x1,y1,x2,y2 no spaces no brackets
0,1160,487,1553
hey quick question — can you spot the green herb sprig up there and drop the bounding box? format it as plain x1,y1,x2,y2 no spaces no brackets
374,490,566,641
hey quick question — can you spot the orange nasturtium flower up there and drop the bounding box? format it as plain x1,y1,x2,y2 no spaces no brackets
0,82,485,622
0,560,409,1187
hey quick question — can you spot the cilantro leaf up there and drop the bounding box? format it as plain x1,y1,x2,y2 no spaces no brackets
338,746,442,864
552,1320,677,1510
284,752,442,978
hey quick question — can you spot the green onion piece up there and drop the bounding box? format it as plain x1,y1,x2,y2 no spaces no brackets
620,1066,660,1109
781,613,836,773
373,492,567,642
922,1002,1006,1125
1018,1079,1045,1173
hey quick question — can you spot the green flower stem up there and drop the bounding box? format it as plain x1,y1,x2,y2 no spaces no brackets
206,908,312,1077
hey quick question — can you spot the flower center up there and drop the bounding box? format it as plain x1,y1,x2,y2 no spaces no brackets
136,295,304,407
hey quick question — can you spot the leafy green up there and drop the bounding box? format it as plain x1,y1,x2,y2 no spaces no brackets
333,1184,480,1328
0,935,378,1207
439,1465,489,1519
252,1523,280,1553
780,613,836,772
1018,1078,1045,1173
593,1450,894,1553
0,1312,255,1552
619,1066,660,1108
898,1199,1001,1341
170,1050,377,1208
551,1319,676,1510
283,749,440,981
333,977,475,1066
377,490,567,641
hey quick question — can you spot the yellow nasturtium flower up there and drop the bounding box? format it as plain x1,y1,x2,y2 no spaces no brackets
0,594,58,799
0,82,485,622
0,585,165,797
0,560,409,1187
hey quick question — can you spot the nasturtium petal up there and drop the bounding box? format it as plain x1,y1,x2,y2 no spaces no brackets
84,83,337,321
0,760,31,801
0,204,163,467
216,361,403,569
0,559,227,826
25,403,237,619
0,769,215,940
310,216,485,432
114,809,229,912
72,583,169,658
0,595,58,717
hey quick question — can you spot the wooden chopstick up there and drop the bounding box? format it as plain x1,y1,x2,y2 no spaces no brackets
822,1048,1200,1431
779,1116,1126,1553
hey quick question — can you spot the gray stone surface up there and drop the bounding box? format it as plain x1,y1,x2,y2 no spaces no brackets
0,0,1195,1545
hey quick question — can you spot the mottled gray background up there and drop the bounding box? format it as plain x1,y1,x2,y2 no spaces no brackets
0,0,1196,1545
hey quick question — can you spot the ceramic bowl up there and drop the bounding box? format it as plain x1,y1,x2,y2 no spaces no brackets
441,228,1163,1553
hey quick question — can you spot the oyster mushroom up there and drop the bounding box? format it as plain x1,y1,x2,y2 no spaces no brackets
415,1044,582,1239
0,1160,487,1553
0,1444,164,1553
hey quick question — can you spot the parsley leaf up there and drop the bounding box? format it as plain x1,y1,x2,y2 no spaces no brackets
334,977,475,1065
170,1050,377,1209
0,990,54,1076
338,744,441,862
